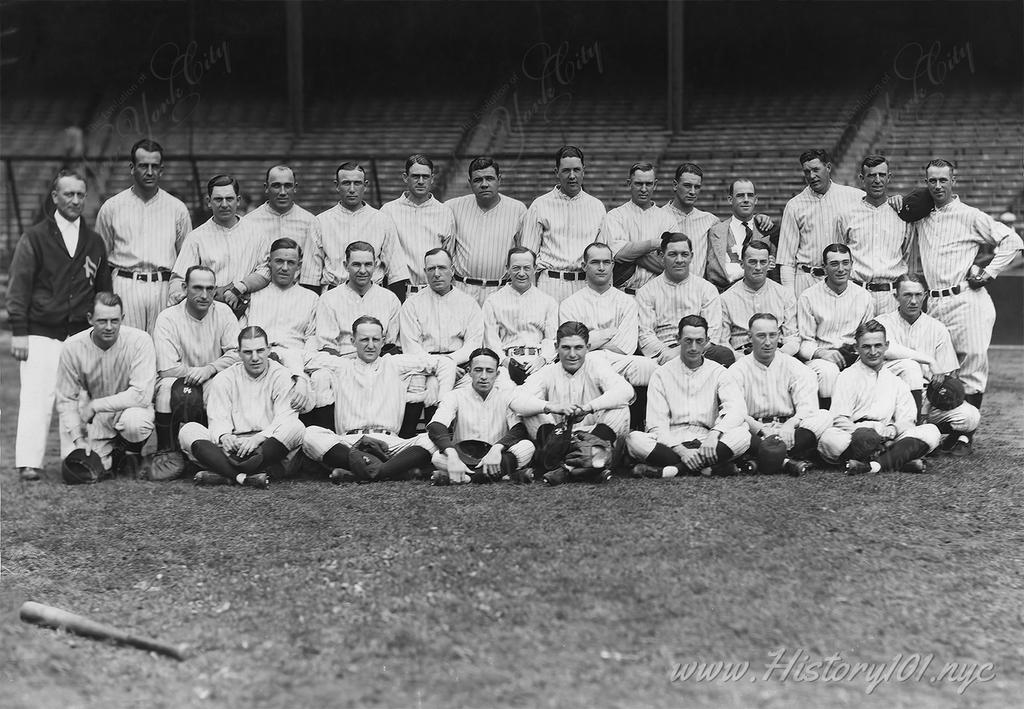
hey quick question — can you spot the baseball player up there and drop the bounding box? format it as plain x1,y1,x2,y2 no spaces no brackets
521,145,607,302
730,313,832,476
55,292,155,479
659,163,719,280
180,326,305,489
625,315,751,477
95,138,192,334
705,178,780,290
717,239,799,360
9,169,113,481
778,149,865,297
244,165,324,292
603,162,677,294
834,155,912,315
301,316,456,482
426,348,536,485
907,158,1023,447
635,232,733,366
379,154,455,299
819,320,941,474
797,243,875,407
510,321,634,468
447,156,527,306
482,246,559,384
169,175,271,314
316,161,408,295
152,266,240,451
875,274,980,454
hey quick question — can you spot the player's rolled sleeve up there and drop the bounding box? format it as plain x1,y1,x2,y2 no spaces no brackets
588,366,634,412
637,288,665,357
893,383,917,436
978,215,1024,278
791,364,820,424
796,294,819,360
519,207,546,257
398,303,427,355
450,308,484,365
260,371,304,441
154,318,188,379
55,349,85,438
510,372,549,417
644,368,671,439
607,297,641,355
712,370,747,433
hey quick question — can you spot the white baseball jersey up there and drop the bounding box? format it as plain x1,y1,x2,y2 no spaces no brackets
730,352,818,423
797,281,874,358
559,286,641,355
244,202,324,286
719,278,799,354
603,200,677,291
875,310,959,374
482,284,559,360
316,202,407,287
636,273,722,357
379,193,456,285
521,187,606,272
55,326,157,436
431,387,522,444
446,193,526,280
830,361,916,435
511,357,633,418
328,354,449,433
646,357,746,438
171,217,270,293
835,199,911,283
206,360,301,442
778,182,864,287
95,187,192,270
154,300,240,377
399,286,483,364
313,283,401,355
243,282,318,351
660,202,718,279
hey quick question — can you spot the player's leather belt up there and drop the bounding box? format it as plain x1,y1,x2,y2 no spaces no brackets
798,264,826,277
429,350,455,355
453,273,508,288
544,269,586,281
346,427,393,436
852,279,894,292
111,266,172,282
506,346,542,356
622,287,638,296
755,415,790,424
407,284,425,293
929,282,968,298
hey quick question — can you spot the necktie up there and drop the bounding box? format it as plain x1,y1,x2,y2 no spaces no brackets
741,221,754,246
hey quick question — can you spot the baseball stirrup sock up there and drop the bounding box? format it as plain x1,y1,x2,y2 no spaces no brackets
590,423,617,447
876,438,930,472
155,413,175,450
234,438,289,473
299,405,334,430
499,451,517,479
713,442,735,465
911,389,923,418
646,443,681,468
190,440,239,479
964,392,982,411
321,443,352,469
400,403,424,438
629,386,647,431
818,396,831,410
378,445,431,481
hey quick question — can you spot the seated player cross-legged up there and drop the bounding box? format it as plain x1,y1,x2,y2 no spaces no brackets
427,348,536,485
510,321,634,485
818,320,941,474
179,326,306,488
625,315,751,477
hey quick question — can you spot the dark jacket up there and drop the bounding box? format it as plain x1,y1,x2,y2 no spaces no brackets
7,215,112,339
705,218,780,291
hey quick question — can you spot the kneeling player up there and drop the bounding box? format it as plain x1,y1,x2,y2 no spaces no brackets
511,321,634,485
625,315,751,477
730,313,832,476
427,348,535,485
818,320,941,474
179,326,306,488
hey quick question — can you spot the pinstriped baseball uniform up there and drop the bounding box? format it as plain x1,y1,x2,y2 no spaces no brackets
244,202,324,287
316,202,407,287
429,386,535,469
312,283,401,355
55,326,157,467
636,273,722,357
482,284,559,362
379,193,455,286
399,287,483,365
204,361,304,448
730,352,820,423
521,187,606,302
95,187,192,333
660,202,718,280
153,300,240,412
796,282,874,356
511,357,633,436
912,196,1024,394
243,282,318,375
719,278,799,356
447,193,526,305
778,183,864,296
604,200,677,292
835,199,911,314
170,217,271,298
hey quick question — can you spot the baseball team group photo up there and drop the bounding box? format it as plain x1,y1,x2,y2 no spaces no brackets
2,2,1022,708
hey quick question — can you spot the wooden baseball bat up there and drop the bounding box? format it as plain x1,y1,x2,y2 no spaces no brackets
19,601,186,661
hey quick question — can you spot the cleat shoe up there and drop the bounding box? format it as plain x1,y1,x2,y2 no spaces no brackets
19,467,41,481
709,462,740,477
194,471,230,486
902,458,927,474
948,436,973,457
543,468,567,486
845,460,872,476
242,473,269,489
736,459,759,476
329,468,357,484
430,470,451,486
782,459,808,477
510,467,533,484
631,463,663,478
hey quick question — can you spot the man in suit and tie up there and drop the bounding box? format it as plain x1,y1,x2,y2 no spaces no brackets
705,179,779,292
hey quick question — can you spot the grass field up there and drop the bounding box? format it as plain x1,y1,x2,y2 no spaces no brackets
2,337,1022,709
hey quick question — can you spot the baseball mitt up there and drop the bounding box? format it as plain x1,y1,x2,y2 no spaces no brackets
926,375,966,411
353,435,391,461
508,358,530,386
62,449,107,485
170,378,206,427
565,431,611,470
755,434,788,475
896,186,935,223
538,413,579,472
347,448,385,482
847,427,885,461
837,343,859,368
147,450,186,481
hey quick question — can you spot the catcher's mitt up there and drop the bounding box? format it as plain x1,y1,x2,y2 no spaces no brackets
508,358,530,385
565,431,611,470
454,440,491,468
170,378,206,428
538,413,579,472
353,436,391,462
926,375,966,411
348,448,385,482
837,343,859,369
848,427,885,462
755,434,788,475
148,450,187,481
62,449,107,485
897,186,934,223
